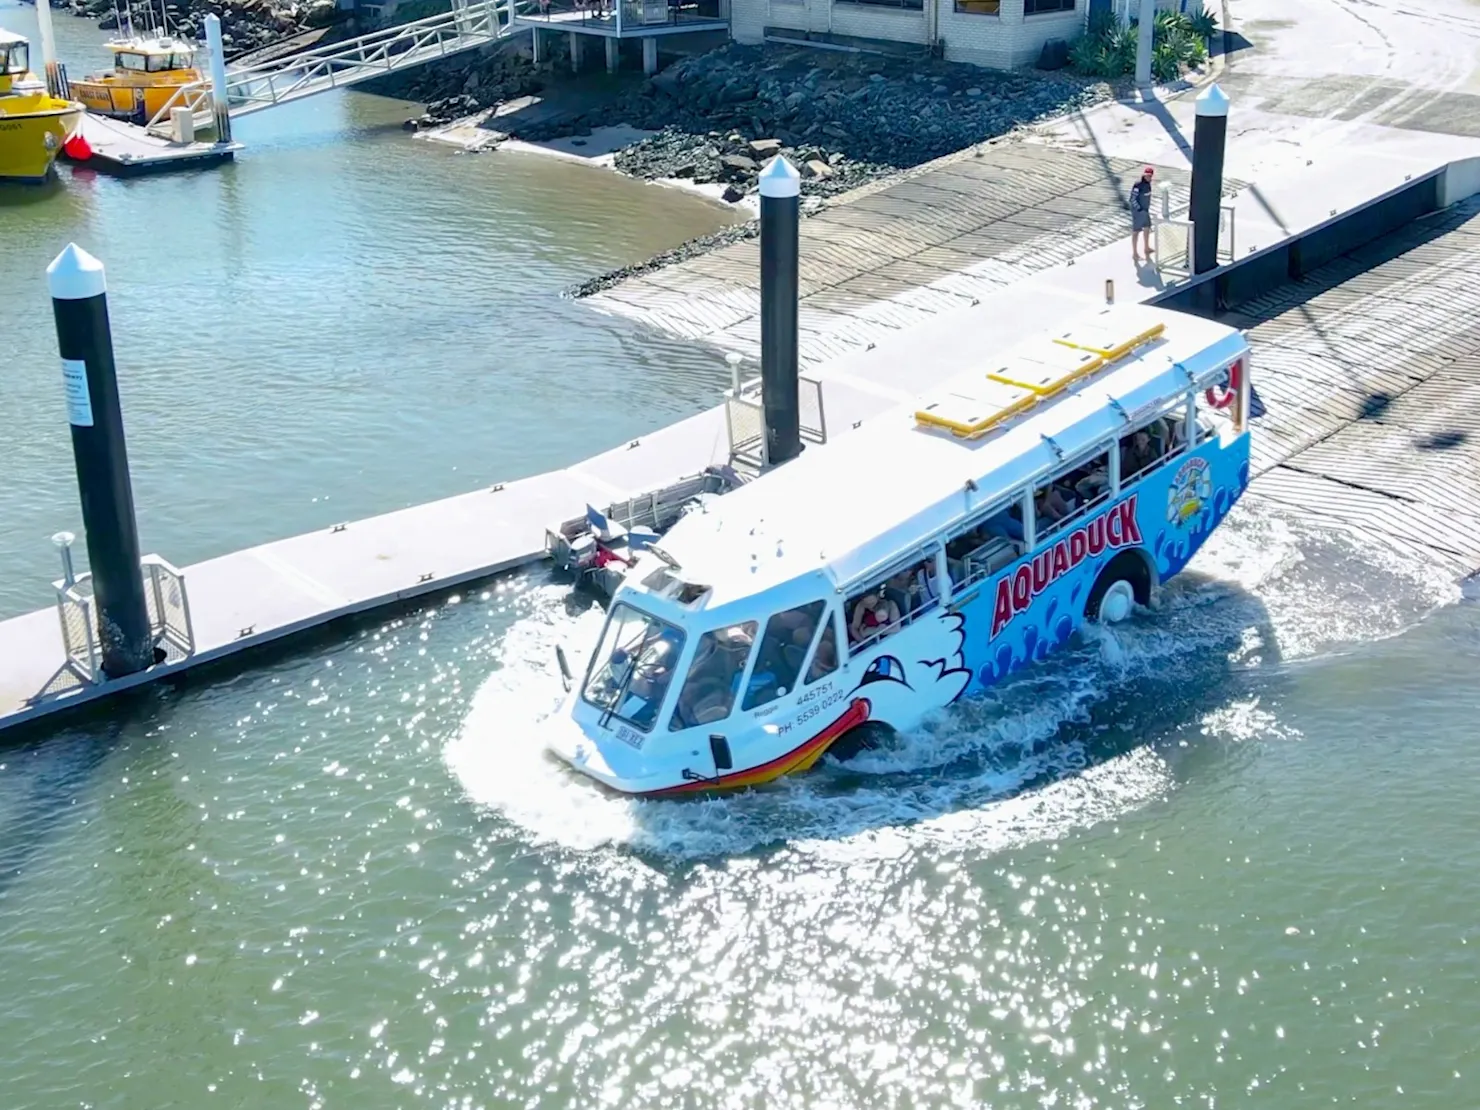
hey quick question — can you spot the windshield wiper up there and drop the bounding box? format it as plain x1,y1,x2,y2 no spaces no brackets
598,631,655,730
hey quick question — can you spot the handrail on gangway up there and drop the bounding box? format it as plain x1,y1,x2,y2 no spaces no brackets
145,0,516,138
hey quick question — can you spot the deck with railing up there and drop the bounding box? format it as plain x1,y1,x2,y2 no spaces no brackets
513,0,729,35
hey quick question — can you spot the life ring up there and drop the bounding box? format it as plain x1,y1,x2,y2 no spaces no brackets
1205,359,1242,409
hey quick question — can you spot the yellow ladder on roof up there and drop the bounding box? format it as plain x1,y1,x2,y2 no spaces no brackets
914,318,1166,440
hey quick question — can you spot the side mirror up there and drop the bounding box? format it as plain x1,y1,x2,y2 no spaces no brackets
555,645,573,692
708,733,733,772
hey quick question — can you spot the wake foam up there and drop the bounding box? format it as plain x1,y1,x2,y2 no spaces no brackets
445,503,1459,860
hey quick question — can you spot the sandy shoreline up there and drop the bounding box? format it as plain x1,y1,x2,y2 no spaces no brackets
417,115,758,214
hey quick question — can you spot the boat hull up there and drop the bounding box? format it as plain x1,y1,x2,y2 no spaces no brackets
549,431,1252,796
0,95,83,181
71,72,199,124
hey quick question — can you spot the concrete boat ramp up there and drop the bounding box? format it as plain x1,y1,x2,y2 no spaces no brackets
3,144,1480,735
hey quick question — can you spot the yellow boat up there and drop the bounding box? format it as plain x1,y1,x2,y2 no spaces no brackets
0,29,83,183
69,35,202,125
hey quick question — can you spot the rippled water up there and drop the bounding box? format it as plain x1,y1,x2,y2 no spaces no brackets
4,499,1477,1107
5,5,1480,1107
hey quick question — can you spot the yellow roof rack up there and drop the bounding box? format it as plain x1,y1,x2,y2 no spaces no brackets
1052,319,1165,362
915,378,1040,439
987,341,1104,396
914,316,1166,440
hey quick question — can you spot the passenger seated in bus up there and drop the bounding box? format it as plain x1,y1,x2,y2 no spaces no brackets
805,623,838,682
849,593,901,645
984,506,1024,542
745,609,820,705
1077,428,1163,499
1035,485,1074,526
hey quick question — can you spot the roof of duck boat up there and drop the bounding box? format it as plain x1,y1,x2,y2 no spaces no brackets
643,304,1247,608
0,28,27,44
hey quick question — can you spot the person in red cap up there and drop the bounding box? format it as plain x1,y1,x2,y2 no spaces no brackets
1130,166,1155,264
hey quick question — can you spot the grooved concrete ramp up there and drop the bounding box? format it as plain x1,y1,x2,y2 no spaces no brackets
586,145,1245,364
1230,200,1480,575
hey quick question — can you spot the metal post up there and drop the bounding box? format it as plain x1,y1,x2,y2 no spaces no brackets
53,531,78,588
1134,0,1155,89
205,14,232,143
726,351,743,395
758,155,802,468
45,244,153,679
35,0,64,99
1190,83,1229,275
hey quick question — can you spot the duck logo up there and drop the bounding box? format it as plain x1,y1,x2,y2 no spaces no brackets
1167,456,1212,528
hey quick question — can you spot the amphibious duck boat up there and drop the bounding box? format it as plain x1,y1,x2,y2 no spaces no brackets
543,304,1254,796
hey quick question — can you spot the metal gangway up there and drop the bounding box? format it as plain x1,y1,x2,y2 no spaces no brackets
144,0,517,138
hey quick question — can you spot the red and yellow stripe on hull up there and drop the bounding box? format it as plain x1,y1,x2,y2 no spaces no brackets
647,698,872,797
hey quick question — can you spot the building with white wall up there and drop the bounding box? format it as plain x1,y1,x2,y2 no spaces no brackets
730,0,1196,71
730,0,1088,71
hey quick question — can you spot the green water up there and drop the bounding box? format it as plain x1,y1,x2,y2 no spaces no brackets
4,5,1480,1108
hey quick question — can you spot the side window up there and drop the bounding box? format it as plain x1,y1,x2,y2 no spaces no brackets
846,554,942,650
1033,447,1114,540
946,502,1025,590
741,601,826,710
668,622,757,732
1119,419,1173,487
805,616,840,684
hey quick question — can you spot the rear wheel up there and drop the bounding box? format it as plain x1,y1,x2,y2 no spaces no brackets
1086,550,1154,624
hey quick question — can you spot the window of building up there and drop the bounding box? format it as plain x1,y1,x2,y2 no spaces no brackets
1024,0,1075,12
954,0,1000,12
835,0,925,10
668,622,758,731
741,601,826,711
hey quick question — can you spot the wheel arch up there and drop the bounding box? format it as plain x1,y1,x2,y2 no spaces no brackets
1085,547,1158,621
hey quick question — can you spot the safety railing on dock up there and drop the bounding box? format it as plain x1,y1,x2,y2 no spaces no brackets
144,0,515,137
725,370,828,472
1155,189,1236,278
54,556,197,684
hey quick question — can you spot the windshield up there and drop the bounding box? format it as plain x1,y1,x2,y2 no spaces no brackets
580,603,685,733
2,43,29,76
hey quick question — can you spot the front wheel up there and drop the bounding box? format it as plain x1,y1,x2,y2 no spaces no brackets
827,720,895,763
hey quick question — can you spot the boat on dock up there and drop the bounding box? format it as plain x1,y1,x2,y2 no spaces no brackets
545,467,746,600
541,305,1256,796
69,35,204,125
0,29,83,182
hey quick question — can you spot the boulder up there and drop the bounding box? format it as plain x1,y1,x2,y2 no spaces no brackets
803,159,833,180
719,154,758,179
747,138,782,157
722,184,746,203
